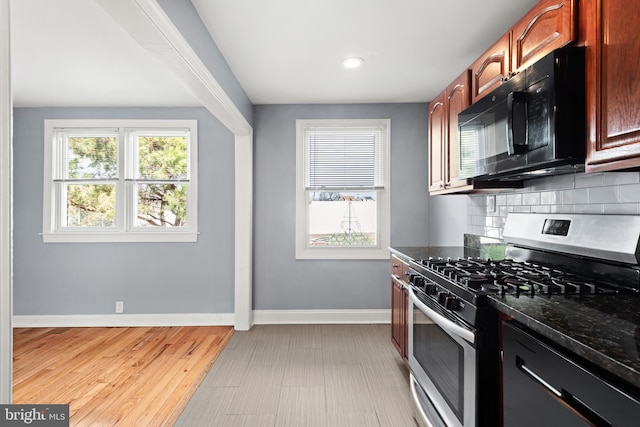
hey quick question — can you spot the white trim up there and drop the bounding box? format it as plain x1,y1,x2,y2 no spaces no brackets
234,133,253,331
0,0,11,404
13,313,235,328
253,309,391,325
13,310,390,328
42,232,198,243
95,0,254,331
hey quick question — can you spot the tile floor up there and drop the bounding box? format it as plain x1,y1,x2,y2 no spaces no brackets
175,324,419,426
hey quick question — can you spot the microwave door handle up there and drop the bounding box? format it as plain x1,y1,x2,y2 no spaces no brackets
408,287,475,344
507,91,528,155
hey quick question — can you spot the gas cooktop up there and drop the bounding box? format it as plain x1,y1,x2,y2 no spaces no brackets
414,256,630,299
407,213,640,330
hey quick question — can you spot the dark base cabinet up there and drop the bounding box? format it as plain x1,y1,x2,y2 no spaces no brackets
391,275,407,359
502,321,640,426
391,255,408,360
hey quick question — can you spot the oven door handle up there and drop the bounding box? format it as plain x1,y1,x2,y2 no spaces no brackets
408,287,475,345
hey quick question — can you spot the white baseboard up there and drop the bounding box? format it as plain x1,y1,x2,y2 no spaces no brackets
12,309,391,328
12,313,235,328
253,309,391,325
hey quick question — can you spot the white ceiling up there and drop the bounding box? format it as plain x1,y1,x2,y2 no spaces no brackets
10,0,539,108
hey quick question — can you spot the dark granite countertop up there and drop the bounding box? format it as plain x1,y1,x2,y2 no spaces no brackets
390,243,640,395
390,236,506,264
489,293,640,393
389,246,467,263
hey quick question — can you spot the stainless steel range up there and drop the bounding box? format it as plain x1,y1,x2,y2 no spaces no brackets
406,213,640,427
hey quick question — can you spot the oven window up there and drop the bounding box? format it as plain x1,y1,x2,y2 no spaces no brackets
414,309,465,423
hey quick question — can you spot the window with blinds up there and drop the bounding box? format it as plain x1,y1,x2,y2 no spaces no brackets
296,119,390,260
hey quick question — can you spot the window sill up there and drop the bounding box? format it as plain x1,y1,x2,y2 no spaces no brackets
42,231,198,243
295,245,391,260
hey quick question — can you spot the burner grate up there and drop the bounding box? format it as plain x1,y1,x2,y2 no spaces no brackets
417,256,625,298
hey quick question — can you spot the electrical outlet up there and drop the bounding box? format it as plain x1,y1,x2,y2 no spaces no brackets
487,195,496,213
115,301,124,314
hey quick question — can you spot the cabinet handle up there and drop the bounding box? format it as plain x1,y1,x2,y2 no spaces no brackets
516,356,612,427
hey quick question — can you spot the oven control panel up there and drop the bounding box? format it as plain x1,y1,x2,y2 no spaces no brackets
408,269,477,327
542,219,571,236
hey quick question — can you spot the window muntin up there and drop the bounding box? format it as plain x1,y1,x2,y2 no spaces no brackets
43,120,197,243
296,119,390,259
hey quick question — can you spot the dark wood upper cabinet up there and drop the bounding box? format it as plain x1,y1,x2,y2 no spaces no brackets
423,0,640,194
429,71,472,194
584,0,640,172
512,0,576,72
445,71,472,191
470,32,511,103
428,92,446,193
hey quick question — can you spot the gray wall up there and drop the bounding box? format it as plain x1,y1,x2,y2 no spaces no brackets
467,171,640,238
253,103,430,310
13,107,235,315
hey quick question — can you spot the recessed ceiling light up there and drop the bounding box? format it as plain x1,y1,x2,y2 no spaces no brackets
343,57,364,69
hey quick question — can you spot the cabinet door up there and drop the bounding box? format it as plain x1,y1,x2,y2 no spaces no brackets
428,92,447,192
445,70,472,190
471,32,511,103
391,275,406,357
585,0,640,172
511,0,576,72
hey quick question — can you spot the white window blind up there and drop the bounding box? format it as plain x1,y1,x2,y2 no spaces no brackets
305,127,385,189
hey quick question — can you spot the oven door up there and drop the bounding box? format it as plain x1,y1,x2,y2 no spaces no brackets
408,286,477,427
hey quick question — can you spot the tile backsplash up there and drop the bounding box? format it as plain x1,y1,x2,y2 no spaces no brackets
467,171,640,239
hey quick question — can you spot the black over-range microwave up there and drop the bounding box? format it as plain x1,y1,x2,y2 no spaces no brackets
458,47,585,181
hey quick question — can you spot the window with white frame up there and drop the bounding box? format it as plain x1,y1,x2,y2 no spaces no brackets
295,119,390,259
43,120,198,242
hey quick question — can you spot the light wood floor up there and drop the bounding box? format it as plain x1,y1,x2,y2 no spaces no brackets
12,326,234,426
176,324,419,427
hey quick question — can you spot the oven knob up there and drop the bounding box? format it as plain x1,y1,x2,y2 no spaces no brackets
409,274,424,287
437,291,448,306
445,296,459,311
424,283,436,295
